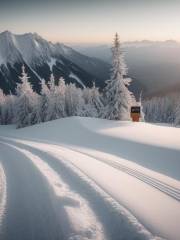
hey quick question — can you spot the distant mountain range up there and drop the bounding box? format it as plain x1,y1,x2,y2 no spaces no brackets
72,40,180,97
0,31,111,94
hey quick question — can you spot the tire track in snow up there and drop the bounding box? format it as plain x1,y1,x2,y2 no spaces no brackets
2,142,105,240
0,162,6,233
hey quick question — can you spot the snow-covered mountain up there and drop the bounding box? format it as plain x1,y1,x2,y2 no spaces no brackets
0,31,110,94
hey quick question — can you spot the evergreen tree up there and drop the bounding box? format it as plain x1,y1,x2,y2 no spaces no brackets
39,79,50,122
45,74,57,121
175,101,180,126
15,65,35,128
91,82,104,117
139,92,145,122
30,94,42,125
65,83,85,116
83,83,103,117
83,87,94,116
2,93,16,124
55,77,67,118
104,33,134,120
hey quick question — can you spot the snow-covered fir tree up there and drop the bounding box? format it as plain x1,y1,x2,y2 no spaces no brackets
46,75,67,121
83,83,103,117
45,74,57,121
55,77,67,118
15,65,35,128
65,83,85,116
39,79,50,122
104,33,134,120
138,92,145,122
30,93,42,125
175,101,180,126
1,93,16,125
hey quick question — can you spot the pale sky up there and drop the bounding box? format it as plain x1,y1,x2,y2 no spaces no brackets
0,0,180,43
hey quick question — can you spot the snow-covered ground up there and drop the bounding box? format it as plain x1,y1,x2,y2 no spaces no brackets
0,117,179,240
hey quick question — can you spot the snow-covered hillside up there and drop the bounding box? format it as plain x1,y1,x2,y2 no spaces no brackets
0,117,179,240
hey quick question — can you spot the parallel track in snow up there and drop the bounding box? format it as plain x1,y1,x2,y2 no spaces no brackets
63,147,180,202
2,137,180,202
97,158,180,201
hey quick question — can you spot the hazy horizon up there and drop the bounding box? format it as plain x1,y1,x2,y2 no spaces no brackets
0,0,180,44
1,30,180,46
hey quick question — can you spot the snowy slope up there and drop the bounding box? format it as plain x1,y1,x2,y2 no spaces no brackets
0,117,180,240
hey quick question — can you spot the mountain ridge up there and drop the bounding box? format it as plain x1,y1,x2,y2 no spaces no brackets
0,31,111,94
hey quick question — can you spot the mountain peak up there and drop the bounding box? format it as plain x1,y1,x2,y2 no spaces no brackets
0,30,12,35
21,32,42,40
0,30,14,40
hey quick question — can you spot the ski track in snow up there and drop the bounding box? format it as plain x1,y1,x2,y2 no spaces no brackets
0,162,7,233
1,141,105,240
6,137,179,202
62,147,180,201
1,138,164,240
98,159,180,201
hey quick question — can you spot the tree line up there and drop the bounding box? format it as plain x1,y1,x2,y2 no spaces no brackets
143,93,180,126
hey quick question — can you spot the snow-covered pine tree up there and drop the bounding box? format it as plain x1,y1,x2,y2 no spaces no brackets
55,77,67,118
104,33,134,120
83,83,103,117
39,79,50,122
65,83,85,116
139,92,145,121
30,93,42,125
175,100,180,126
91,82,104,117
15,65,35,128
82,87,94,116
45,74,57,121
1,93,16,124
